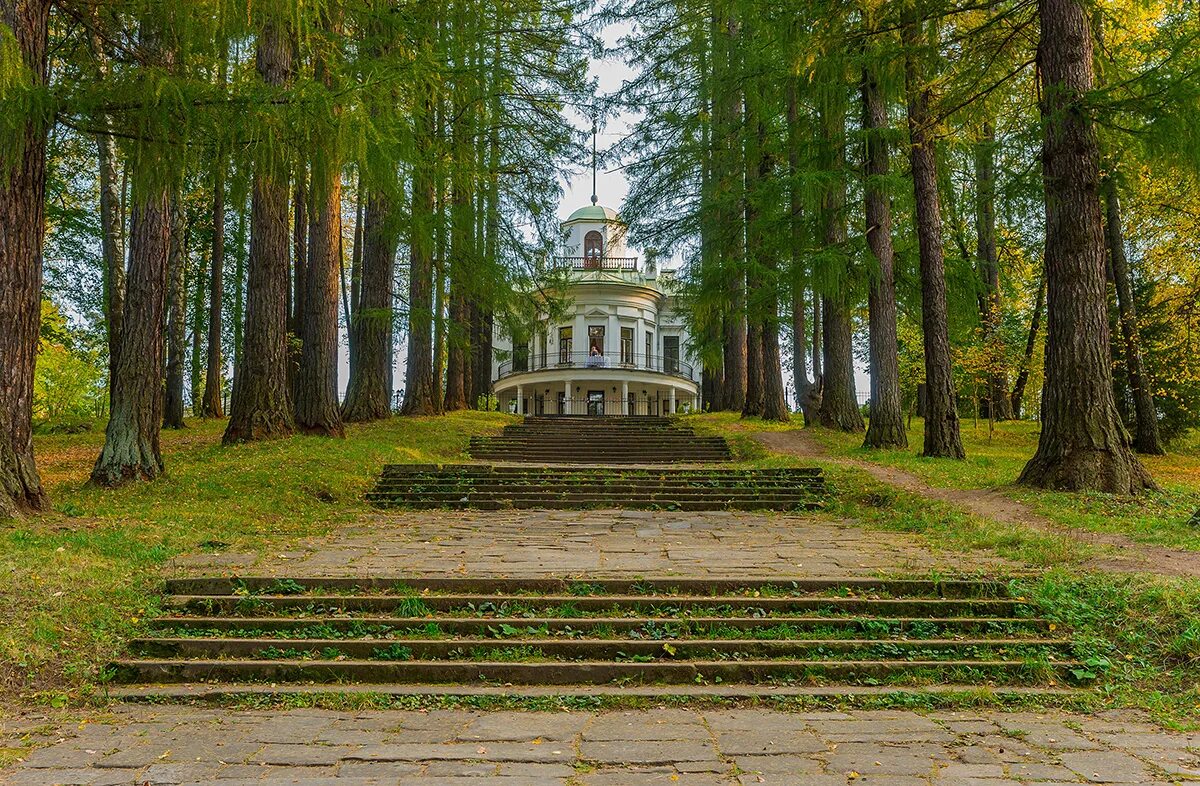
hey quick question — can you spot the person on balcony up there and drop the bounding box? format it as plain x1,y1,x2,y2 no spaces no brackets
587,346,604,368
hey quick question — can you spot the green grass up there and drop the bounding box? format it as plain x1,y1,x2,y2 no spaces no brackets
1,411,512,701
800,417,1200,551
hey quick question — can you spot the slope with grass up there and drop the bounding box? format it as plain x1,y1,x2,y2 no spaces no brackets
1,412,512,702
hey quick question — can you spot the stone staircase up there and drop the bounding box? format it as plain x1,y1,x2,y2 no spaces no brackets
367,465,825,511
109,576,1081,700
468,416,733,464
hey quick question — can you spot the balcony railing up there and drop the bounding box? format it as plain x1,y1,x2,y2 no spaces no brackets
498,351,695,382
555,256,639,271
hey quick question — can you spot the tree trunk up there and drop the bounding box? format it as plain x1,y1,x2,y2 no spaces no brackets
861,60,907,449
98,126,124,414
1011,271,1044,418
93,183,171,485
295,161,345,436
814,91,862,433
742,112,763,419
231,190,247,383
201,153,226,417
401,96,439,416
163,194,187,429
190,246,205,415
811,295,822,384
289,172,307,402
294,19,344,439
975,122,1013,421
223,24,296,444
1104,177,1164,455
786,70,812,423
0,0,50,516
1017,0,1153,492
905,26,964,458
348,177,364,381
343,191,399,422
818,296,863,431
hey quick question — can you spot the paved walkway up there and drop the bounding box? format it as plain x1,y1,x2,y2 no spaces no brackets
5,705,1198,784
170,509,1014,577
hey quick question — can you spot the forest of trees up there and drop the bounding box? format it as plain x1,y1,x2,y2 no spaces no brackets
1,0,1198,518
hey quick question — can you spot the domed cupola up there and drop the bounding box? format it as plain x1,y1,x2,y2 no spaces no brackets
561,203,634,270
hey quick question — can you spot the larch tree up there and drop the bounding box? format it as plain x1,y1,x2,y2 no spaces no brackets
0,0,51,515
223,20,297,445
859,63,906,447
904,17,964,459
1017,0,1153,492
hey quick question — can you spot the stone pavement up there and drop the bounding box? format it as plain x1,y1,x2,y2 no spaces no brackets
170,510,1013,577
5,705,1199,785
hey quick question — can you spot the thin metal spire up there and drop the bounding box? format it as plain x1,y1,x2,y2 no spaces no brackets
590,117,598,205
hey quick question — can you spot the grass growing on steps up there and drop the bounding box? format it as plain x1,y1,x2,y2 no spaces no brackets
801,417,1200,552
1,412,512,702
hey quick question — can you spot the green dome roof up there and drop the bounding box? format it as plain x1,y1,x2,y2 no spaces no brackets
565,204,621,223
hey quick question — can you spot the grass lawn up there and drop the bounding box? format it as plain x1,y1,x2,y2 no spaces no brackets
796,417,1200,552
1,411,513,703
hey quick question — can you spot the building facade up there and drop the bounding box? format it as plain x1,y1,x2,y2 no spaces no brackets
491,203,700,415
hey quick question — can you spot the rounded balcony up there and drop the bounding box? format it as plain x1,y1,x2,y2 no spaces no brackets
497,351,697,384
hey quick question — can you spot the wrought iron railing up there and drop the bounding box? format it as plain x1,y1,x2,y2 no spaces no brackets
554,256,639,271
502,394,702,416
498,352,695,381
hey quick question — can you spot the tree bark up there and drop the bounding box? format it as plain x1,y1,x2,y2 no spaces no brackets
861,61,907,449
1017,0,1153,492
814,92,862,433
294,12,344,438
1011,271,1044,418
401,96,439,416
0,0,50,516
98,127,124,413
163,194,187,429
343,191,399,422
905,26,964,458
1103,177,1164,455
201,153,226,417
223,24,296,444
93,183,171,485
289,172,307,402
975,122,1013,421
786,70,813,423
190,245,205,415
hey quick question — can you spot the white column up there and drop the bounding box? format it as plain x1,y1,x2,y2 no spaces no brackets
607,312,619,361
621,381,629,415
636,316,646,368
564,380,572,414
573,311,586,359
516,384,524,415
669,386,676,415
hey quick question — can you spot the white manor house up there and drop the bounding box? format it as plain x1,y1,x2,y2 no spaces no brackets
490,201,700,416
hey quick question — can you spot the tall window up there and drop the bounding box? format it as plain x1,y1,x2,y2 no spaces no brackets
584,231,603,268
514,341,528,372
588,325,605,354
663,335,680,373
645,331,653,368
621,327,634,365
558,326,572,363
537,330,547,369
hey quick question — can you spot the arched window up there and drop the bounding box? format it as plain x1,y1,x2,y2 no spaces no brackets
584,231,603,268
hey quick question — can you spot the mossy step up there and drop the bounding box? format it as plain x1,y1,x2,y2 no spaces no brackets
370,500,824,511
165,576,1013,597
106,682,1085,702
126,637,1073,661
148,615,1051,637
108,657,1079,686
161,593,1025,617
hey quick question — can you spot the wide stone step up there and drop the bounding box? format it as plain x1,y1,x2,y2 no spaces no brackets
163,575,1009,597
112,574,1077,698
372,499,824,511
161,593,1024,617
127,636,1072,661
146,615,1054,637
110,657,1076,686
379,466,819,478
